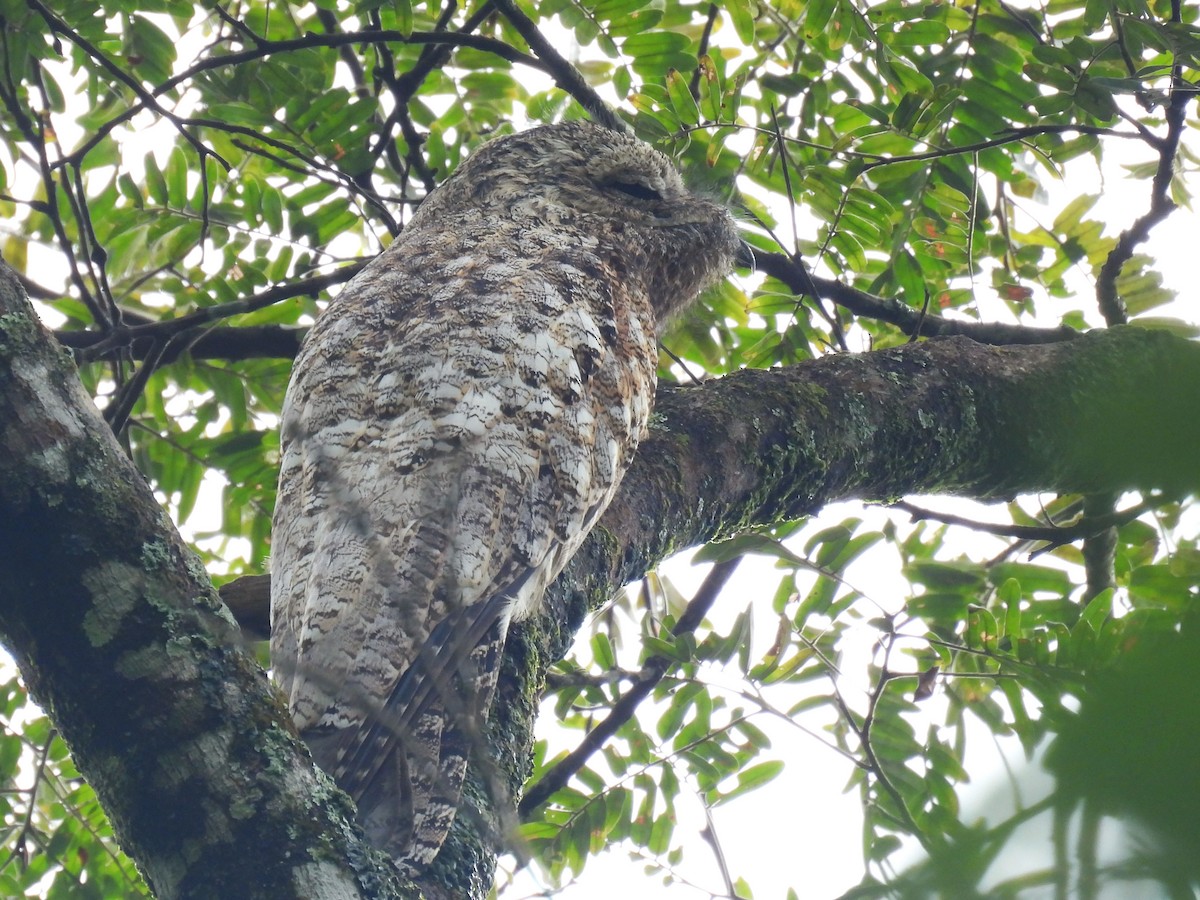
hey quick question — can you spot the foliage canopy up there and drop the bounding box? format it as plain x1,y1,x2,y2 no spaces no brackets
0,0,1198,896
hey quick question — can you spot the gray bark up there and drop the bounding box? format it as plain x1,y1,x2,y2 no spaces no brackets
0,262,409,900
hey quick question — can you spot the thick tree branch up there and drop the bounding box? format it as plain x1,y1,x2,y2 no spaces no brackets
528,325,1200,655
0,263,407,900
221,325,1200,635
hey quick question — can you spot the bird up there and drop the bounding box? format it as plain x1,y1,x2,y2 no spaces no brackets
270,118,739,872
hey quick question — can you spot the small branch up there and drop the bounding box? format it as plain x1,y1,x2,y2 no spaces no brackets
860,123,1148,170
56,322,307,362
518,556,742,816
29,0,229,171
861,643,932,849
1093,2,1192,325
2,731,54,873
893,496,1159,549
753,251,1079,345
314,8,371,97
1078,799,1100,900
70,265,363,361
0,50,103,324
102,336,171,435
703,121,1148,169
374,1,499,194
688,4,720,100
394,1,497,100
699,803,740,899
491,0,627,132
66,161,118,323
1080,493,1117,602
61,28,548,168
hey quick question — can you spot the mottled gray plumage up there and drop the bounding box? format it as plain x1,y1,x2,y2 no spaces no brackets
270,120,738,870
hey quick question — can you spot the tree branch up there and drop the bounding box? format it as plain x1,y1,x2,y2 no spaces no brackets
753,250,1080,344
220,326,1200,639
0,262,410,899
491,0,627,132
518,556,743,816
59,266,361,362
61,28,549,169
57,321,307,363
1093,5,1192,326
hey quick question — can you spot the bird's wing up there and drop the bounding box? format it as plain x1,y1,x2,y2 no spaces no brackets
271,243,629,764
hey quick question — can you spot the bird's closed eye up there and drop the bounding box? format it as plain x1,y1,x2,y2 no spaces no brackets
606,180,664,202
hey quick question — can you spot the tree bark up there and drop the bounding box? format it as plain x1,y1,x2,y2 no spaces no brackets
4,251,1199,897
0,263,409,900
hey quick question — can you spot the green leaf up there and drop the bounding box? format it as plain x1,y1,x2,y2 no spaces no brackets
967,607,999,652
126,14,177,85
623,31,695,76
727,0,757,43
1078,588,1113,631
1000,578,1022,638
694,532,801,565
892,248,926,305
1074,77,1119,121
165,146,189,209
590,631,616,670
665,68,701,125
712,760,785,805
804,0,838,39
144,154,169,206
392,0,414,36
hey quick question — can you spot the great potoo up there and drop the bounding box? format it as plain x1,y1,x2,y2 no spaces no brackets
271,119,739,871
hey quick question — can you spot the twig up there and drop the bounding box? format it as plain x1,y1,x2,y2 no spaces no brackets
74,265,363,361
29,0,228,171
1093,1,1190,326
103,333,176,436
60,28,547,168
0,43,103,324
695,121,1149,169
688,4,720,100
491,0,626,132
2,730,54,873
893,496,1160,549
699,803,740,898
519,556,742,816
753,250,1080,345
860,640,932,849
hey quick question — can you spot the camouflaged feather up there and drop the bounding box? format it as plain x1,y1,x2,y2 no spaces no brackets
271,120,739,871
